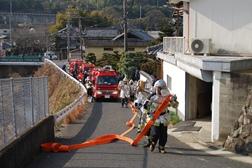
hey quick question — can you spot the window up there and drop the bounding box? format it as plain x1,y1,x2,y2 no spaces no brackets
97,76,118,85
104,48,113,51
167,75,172,90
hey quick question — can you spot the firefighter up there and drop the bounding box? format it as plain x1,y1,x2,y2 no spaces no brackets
134,94,145,133
129,80,136,101
85,79,93,102
147,79,170,154
118,77,130,108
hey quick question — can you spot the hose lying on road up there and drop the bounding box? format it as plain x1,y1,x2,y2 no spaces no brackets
41,95,173,152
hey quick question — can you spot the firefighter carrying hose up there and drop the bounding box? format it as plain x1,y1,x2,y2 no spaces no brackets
146,79,171,154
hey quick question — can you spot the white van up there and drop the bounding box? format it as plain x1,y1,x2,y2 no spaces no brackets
44,51,57,60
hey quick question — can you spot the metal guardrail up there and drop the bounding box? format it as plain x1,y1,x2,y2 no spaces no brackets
0,77,48,149
44,59,87,123
0,55,44,62
163,37,184,54
139,71,154,93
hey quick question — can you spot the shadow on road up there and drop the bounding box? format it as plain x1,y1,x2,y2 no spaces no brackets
26,102,103,168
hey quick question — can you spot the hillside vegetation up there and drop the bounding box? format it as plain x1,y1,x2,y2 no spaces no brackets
34,63,81,114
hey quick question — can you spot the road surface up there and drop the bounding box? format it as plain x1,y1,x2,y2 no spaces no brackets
27,101,252,168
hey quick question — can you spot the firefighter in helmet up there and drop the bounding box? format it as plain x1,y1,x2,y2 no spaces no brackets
147,79,170,153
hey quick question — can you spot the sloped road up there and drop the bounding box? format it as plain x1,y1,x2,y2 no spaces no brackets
27,101,252,168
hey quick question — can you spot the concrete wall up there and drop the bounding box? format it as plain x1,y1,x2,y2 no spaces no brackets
0,65,39,78
189,0,252,54
85,47,146,60
163,61,186,120
0,116,55,168
187,74,198,119
218,72,252,139
187,74,212,120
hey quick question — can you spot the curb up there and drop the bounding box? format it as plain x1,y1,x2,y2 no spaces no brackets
169,129,252,164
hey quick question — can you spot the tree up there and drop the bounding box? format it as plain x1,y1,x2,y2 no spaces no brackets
117,52,145,79
96,51,121,70
49,6,112,33
140,58,161,78
85,53,96,64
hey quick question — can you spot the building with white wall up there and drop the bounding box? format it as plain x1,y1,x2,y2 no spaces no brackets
158,0,252,141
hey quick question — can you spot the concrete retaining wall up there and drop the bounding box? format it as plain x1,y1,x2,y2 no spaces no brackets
0,65,40,78
0,116,55,168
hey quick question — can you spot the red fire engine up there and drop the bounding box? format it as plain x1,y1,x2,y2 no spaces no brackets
68,59,95,83
91,65,119,100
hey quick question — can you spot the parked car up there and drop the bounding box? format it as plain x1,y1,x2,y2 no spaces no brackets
44,51,57,60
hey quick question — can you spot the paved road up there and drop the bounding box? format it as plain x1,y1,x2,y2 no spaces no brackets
27,101,252,168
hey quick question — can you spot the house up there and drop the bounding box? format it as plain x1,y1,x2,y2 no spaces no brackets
0,28,10,36
158,0,252,141
0,35,10,57
84,28,154,59
50,26,84,59
0,25,11,57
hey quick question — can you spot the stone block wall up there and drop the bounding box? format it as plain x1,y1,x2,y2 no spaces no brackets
219,72,252,139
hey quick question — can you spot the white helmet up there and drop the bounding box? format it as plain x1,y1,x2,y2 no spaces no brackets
134,98,142,109
154,79,167,89
123,77,128,82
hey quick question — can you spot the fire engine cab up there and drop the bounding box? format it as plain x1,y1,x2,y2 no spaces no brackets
91,65,119,100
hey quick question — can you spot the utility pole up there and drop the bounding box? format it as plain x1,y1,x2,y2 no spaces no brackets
96,0,99,10
79,17,83,59
9,0,13,46
67,16,70,60
139,0,142,19
123,0,128,53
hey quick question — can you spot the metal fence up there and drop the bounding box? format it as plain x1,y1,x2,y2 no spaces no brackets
0,55,44,62
0,77,48,148
163,37,184,54
139,71,154,93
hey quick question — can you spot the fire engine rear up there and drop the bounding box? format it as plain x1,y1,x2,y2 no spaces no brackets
91,66,119,100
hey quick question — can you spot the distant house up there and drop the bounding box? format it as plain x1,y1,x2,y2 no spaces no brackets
53,26,83,59
0,25,11,57
0,29,10,36
0,24,11,36
84,28,154,59
158,0,252,142
0,35,10,57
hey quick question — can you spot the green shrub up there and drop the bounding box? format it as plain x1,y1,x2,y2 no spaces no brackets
169,111,181,125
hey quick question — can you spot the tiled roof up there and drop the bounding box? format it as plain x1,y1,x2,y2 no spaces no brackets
84,29,119,38
147,43,163,56
113,29,154,42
